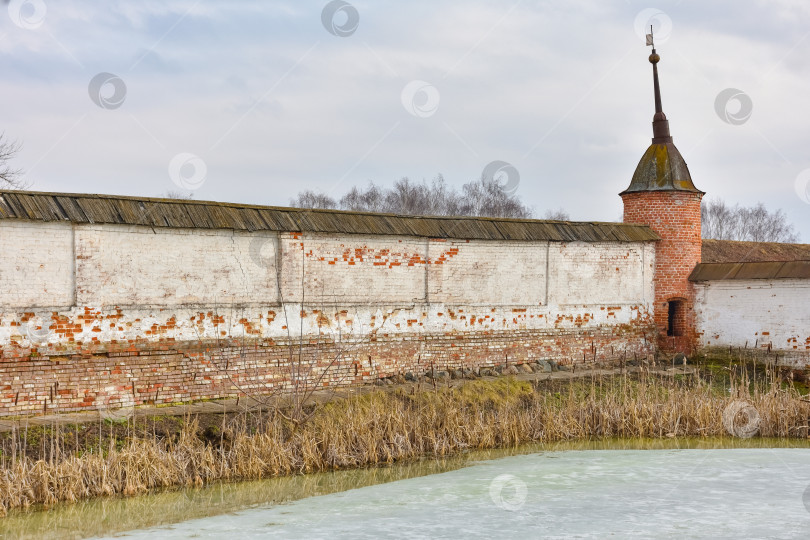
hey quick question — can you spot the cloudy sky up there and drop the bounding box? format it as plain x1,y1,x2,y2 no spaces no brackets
2,0,809,238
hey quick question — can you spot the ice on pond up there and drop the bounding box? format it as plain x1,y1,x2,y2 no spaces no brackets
104,447,810,539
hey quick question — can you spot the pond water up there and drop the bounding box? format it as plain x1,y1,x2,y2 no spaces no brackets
3,438,810,539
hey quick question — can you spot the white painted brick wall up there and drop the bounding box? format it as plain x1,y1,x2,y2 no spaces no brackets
695,279,810,355
279,232,427,304
428,239,548,305
0,221,657,347
548,242,652,305
0,221,73,308
74,225,278,306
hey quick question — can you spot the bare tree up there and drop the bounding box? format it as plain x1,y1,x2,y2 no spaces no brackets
702,198,799,243
383,177,434,215
457,176,532,218
423,174,462,216
0,134,27,190
163,190,194,199
340,176,461,215
544,208,570,221
340,182,387,212
293,174,532,218
290,190,337,209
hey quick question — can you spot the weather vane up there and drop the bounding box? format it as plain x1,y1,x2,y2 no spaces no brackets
646,25,655,50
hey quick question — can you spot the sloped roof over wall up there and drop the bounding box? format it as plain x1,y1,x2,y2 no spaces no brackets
702,239,810,263
694,239,810,281
0,190,659,243
689,260,810,281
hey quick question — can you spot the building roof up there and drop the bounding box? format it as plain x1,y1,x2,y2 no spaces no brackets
689,260,810,281
0,190,659,243
692,239,810,281
701,239,810,263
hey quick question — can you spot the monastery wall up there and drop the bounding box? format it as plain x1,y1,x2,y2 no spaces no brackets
694,279,810,365
0,220,656,416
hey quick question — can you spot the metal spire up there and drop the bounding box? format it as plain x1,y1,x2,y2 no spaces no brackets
646,26,672,144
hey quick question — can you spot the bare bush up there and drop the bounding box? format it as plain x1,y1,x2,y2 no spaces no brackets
702,198,799,243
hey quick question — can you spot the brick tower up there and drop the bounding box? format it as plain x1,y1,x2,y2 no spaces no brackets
620,34,704,353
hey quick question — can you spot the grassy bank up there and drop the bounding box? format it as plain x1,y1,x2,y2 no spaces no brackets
1,357,809,514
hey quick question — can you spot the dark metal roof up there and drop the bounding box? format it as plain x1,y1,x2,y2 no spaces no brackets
0,190,659,243
620,142,703,195
702,239,810,263
689,260,810,281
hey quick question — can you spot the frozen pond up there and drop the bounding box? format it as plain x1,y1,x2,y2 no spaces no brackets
3,439,810,539
107,446,810,539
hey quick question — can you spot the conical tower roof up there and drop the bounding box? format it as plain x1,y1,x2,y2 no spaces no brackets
621,37,703,195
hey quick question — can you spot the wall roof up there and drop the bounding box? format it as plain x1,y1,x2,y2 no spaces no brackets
0,190,659,243
689,260,810,282
694,239,810,281
702,239,810,263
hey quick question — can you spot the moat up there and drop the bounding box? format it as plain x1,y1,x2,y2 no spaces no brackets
3,438,810,539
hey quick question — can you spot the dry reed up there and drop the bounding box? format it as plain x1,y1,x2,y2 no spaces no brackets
1,365,808,515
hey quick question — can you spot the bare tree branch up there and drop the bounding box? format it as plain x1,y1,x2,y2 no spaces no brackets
543,208,570,221
293,174,534,218
290,190,337,209
0,134,28,190
702,198,799,243
163,190,194,199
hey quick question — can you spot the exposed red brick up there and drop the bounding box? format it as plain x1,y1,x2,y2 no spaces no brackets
622,190,703,352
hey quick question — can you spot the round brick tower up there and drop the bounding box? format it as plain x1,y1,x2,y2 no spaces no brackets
621,39,704,353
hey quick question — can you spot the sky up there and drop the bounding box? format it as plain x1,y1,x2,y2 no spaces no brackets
1,0,810,239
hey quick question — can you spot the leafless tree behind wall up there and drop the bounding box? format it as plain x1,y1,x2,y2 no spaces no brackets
163,190,194,200
0,134,28,190
544,208,570,221
701,198,799,243
291,175,534,218
291,190,337,210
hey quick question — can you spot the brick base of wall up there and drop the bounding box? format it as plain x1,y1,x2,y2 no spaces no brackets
0,327,655,417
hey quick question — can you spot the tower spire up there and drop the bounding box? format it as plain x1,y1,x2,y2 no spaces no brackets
646,26,672,144
621,27,701,195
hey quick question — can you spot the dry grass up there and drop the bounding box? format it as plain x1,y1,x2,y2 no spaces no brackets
1,365,808,515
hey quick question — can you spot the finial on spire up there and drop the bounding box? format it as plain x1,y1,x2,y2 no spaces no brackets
645,25,672,143
646,25,659,65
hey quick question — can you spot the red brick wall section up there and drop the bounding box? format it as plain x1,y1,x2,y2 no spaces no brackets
0,328,655,416
622,190,703,352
